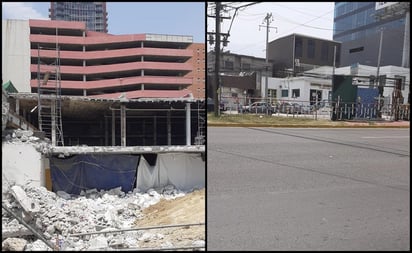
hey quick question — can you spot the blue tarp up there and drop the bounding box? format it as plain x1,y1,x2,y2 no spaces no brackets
50,154,140,195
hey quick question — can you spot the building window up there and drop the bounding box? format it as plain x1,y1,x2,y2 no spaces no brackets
349,46,364,53
292,89,300,98
225,60,234,70
295,37,303,58
281,90,289,97
321,42,328,61
269,89,277,99
242,63,251,71
307,39,315,59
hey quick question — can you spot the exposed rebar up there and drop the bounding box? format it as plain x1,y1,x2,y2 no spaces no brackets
70,222,205,237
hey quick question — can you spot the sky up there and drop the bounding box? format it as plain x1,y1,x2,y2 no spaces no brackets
207,2,336,58
2,2,336,56
1,2,205,42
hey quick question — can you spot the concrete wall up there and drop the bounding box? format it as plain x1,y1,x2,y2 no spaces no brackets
265,76,331,106
2,143,46,187
2,20,31,92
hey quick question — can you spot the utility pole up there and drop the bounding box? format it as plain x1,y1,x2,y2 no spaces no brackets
208,2,231,117
214,2,221,117
376,28,383,85
259,13,277,104
402,9,410,67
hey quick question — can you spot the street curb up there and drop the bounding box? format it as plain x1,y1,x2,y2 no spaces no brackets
207,123,410,128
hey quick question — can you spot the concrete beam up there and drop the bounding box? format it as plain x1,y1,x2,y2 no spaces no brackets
51,145,205,155
6,111,37,132
2,227,34,239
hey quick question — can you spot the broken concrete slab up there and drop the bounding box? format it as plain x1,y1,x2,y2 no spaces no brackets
2,238,28,251
2,227,33,239
10,185,40,215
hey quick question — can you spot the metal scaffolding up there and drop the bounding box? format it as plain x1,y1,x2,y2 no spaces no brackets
37,45,64,146
194,100,205,145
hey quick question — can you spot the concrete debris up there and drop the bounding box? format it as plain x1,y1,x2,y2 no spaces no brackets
2,184,192,251
2,237,28,251
3,129,52,154
2,101,10,131
56,191,71,200
88,235,108,250
9,185,40,215
192,240,206,248
24,239,51,251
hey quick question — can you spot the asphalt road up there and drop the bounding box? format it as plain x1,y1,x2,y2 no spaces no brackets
207,127,410,251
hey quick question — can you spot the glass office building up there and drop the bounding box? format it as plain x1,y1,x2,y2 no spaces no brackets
49,2,108,33
333,2,407,67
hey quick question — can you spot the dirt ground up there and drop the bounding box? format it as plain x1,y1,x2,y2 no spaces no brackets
133,188,205,249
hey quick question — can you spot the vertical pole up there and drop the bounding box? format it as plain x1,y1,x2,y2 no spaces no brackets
186,103,191,146
333,45,336,76
292,35,295,77
214,2,221,117
104,116,108,146
120,104,126,147
111,110,115,146
153,115,157,145
167,110,171,145
51,101,56,146
402,10,410,68
376,29,383,84
265,13,269,103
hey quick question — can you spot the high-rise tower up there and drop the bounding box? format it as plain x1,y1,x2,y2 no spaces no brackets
49,2,108,33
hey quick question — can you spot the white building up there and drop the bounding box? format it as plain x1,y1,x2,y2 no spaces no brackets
262,64,410,106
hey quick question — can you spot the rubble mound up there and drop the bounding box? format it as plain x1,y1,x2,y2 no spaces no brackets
1,184,205,251
134,188,205,249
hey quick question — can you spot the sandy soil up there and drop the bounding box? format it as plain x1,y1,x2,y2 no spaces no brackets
133,188,205,249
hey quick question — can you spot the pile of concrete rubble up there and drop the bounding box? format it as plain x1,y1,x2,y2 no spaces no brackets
2,182,198,251
3,129,52,154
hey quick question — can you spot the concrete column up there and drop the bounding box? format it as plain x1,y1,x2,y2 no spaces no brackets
153,115,157,145
167,110,171,145
142,120,145,145
16,99,20,115
51,101,56,146
141,69,144,76
104,116,108,146
186,103,191,145
141,84,145,90
120,104,126,147
112,110,115,146
83,90,87,96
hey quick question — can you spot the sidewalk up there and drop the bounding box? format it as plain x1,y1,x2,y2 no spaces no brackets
342,120,410,127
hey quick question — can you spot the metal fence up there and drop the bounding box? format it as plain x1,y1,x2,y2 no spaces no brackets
219,96,410,121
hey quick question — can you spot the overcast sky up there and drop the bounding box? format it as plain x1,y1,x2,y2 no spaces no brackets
2,2,205,42
207,2,335,58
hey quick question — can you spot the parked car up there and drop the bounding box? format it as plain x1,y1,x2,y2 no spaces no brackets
207,97,224,112
243,101,274,115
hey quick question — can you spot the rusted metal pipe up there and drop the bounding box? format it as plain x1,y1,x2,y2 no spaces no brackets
69,222,205,237
2,203,57,250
